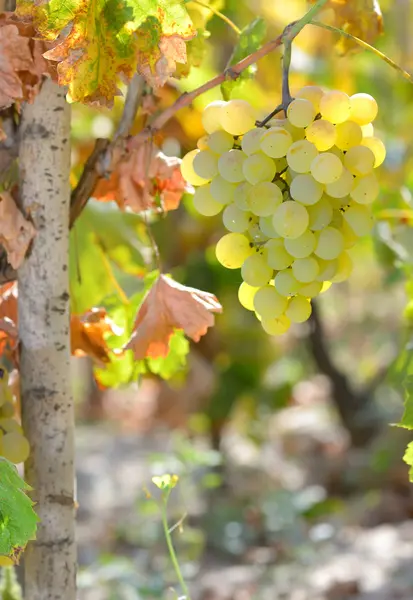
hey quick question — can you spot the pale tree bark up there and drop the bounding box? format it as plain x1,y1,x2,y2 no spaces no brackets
18,79,76,600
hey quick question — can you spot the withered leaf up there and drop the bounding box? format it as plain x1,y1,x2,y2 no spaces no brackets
71,307,123,367
0,192,36,269
125,275,222,360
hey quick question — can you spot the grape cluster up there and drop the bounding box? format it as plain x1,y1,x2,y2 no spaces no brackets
0,369,29,464
181,88,384,335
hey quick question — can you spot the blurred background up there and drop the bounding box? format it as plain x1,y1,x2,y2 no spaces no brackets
69,0,413,598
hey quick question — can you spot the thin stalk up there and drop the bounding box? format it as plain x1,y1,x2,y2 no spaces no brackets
161,495,191,600
311,20,413,83
188,0,241,35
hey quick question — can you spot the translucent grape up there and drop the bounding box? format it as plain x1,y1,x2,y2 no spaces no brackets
286,296,312,323
260,127,293,158
243,152,276,185
273,201,309,239
287,140,318,173
261,314,291,336
2,432,30,463
295,86,324,112
330,209,344,230
305,119,336,151
350,173,379,204
259,215,280,238
202,100,226,134
284,230,316,258
287,98,316,128
331,252,353,283
0,418,22,433
361,137,386,167
325,168,353,198
181,150,209,186
274,157,288,173
215,233,252,268
248,222,269,243
222,204,251,232
197,135,209,150
241,253,273,287
210,175,236,205
307,197,333,230
361,123,374,137
328,195,350,210
253,285,288,319
238,282,259,311
349,93,378,125
311,153,343,184
335,121,362,150
341,220,358,248
234,182,253,210
299,280,323,298
220,99,256,136
314,227,344,260
343,145,375,176
193,150,219,180
207,130,234,154
319,91,351,124
242,128,264,155
274,270,302,297
343,204,373,236
292,257,319,283
290,174,324,205
193,185,223,216
218,149,246,183
316,258,338,281
283,120,306,141
265,238,294,270
246,181,283,217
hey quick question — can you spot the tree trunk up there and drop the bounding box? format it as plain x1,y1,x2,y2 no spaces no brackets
18,79,76,600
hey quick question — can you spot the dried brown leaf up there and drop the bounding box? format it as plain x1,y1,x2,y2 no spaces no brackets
125,275,222,360
71,307,123,367
0,192,36,269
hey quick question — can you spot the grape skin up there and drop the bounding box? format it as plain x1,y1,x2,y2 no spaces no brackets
290,174,324,206
253,285,288,319
238,282,259,311
241,253,273,287
287,140,319,173
193,185,223,216
273,201,309,239
218,150,247,183
216,233,252,268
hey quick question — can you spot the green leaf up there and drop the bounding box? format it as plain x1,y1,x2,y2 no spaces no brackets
147,331,190,379
221,17,266,100
16,0,196,105
398,375,413,429
70,200,149,313
0,459,38,557
403,441,413,481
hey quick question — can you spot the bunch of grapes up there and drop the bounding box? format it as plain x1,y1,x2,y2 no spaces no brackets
0,368,30,464
181,87,385,335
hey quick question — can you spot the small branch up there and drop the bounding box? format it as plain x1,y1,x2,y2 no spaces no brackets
311,20,413,83
188,0,241,35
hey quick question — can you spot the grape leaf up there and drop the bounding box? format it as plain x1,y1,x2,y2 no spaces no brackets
125,274,222,360
403,441,413,482
399,375,413,430
16,0,197,105
312,0,383,54
71,307,124,367
221,17,266,100
0,458,38,560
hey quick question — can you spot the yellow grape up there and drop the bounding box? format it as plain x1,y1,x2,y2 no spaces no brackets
193,150,219,180
349,93,378,125
0,402,14,418
248,222,269,243
284,230,316,258
215,233,252,268
286,296,312,323
287,140,318,173
218,149,246,183
260,127,293,158
343,145,375,176
361,137,386,167
1,431,30,464
295,86,324,111
222,204,251,232
261,314,291,336
207,130,234,154
314,227,344,260
220,99,256,136
234,182,253,210
241,253,273,287
247,182,283,216
335,121,363,150
350,173,379,204
193,185,223,216
238,282,259,311
259,215,280,238
305,119,336,151
290,173,323,206
331,252,353,283
287,98,316,128
181,150,210,186
0,418,22,433
361,123,374,137
210,175,236,205
202,100,226,133
242,152,276,185
307,197,333,230
197,135,209,150
341,220,359,248
316,258,338,281
343,204,373,236
325,168,353,198
311,152,343,184
292,257,320,283
253,285,288,319
265,238,294,270
241,128,264,155
319,91,351,124
299,280,323,298
272,201,309,239
274,269,302,296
